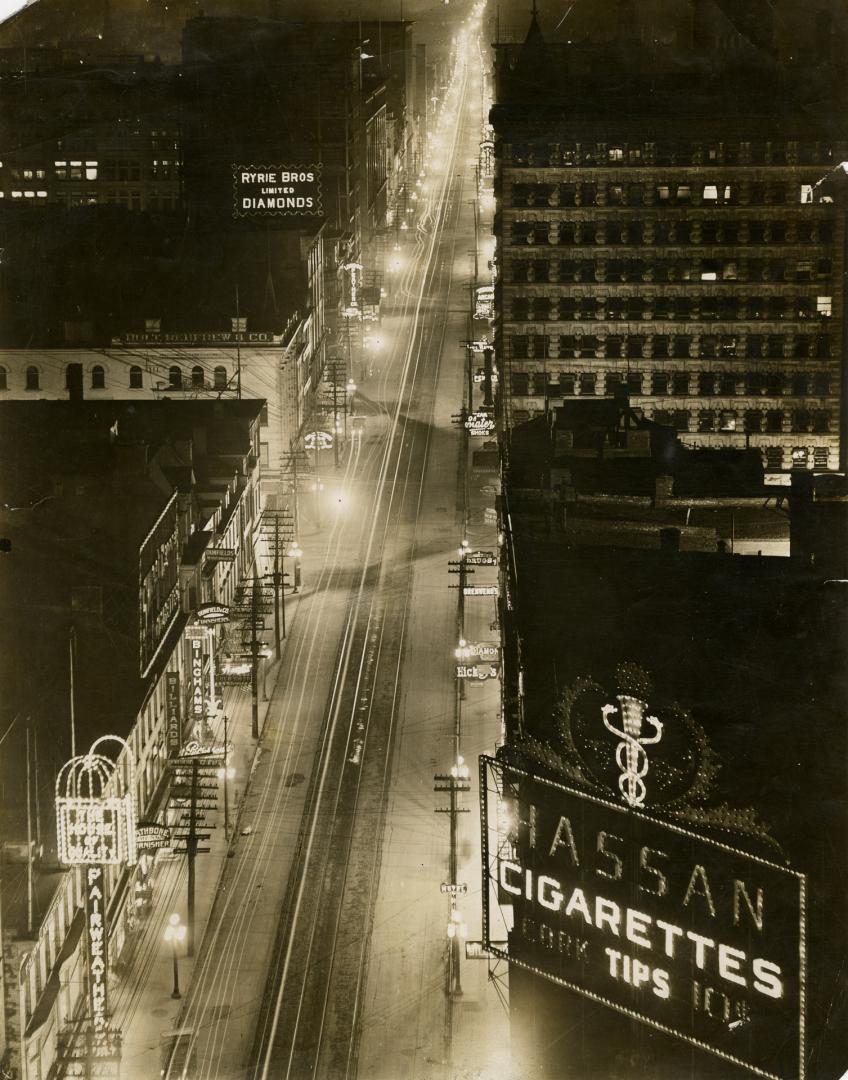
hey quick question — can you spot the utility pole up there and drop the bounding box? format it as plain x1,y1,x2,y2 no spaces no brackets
69,625,76,758
169,755,217,956
260,507,294,659
434,758,471,998
26,720,33,935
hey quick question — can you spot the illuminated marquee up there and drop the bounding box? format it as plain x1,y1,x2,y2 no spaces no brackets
481,756,806,1080
233,164,322,217
55,745,137,867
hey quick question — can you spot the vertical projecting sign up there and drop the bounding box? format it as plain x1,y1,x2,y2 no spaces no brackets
166,671,182,757
190,636,204,730
85,865,108,1029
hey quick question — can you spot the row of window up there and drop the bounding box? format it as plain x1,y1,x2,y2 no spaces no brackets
0,365,230,392
508,140,842,169
509,219,836,246
510,296,833,323
510,180,820,209
509,256,832,284
511,332,833,360
509,368,834,399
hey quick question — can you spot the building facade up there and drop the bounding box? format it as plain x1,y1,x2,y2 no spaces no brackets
492,15,848,474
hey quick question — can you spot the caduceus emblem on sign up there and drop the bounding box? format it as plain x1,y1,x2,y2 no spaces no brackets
601,693,663,807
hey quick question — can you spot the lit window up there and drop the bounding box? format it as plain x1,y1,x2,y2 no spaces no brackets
86,165,98,180
36,191,47,198
701,271,717,281
22,169,33,180
800,184,813,204
36,169,45,179
656,185,670,201
791,447,809,469
817,296,832,317
24,191,34,198
11,191,22,198
608,147,624,162
719,410,737,432
703,185,718,201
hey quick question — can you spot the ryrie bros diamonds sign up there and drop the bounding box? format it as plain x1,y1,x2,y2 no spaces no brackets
481,757,806,1080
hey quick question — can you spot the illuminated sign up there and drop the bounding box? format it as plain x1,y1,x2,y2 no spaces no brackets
463,585,498,596
135,822,171,851
55,745,137,867
117,331,276,345
474,369,499,384
205,547,237,563
465,339,491,352
464,412,496,437
475,285,495,320
467,552,497,567
195,603,231,625
455,641,500,661
166,672,181,756
233,165,322,217
304,430,334,451
481,757,806,1080
190,637,205,726
86,865,109,1030
456,663,499,681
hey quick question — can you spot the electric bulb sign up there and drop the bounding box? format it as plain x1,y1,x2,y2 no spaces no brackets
481,757,806,1080
233,165,322,218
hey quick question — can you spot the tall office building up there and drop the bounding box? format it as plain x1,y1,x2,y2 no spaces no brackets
492,5,848,473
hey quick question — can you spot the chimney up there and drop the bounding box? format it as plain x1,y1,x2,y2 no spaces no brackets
67,363,84,403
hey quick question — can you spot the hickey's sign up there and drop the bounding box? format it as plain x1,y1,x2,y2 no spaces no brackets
481,757,806,1080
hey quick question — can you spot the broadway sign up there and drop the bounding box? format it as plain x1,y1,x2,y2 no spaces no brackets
480,757,806,1080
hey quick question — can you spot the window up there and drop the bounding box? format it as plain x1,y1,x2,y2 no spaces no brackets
191,366,205,388
605,336,623,359
0,366,6,390
812,411,830,434
579,335,599,358
534,298,552,322
579,374,596,395
656,184,671,202
719,410,737,432
25,366,39,391
676,184,691,204
511,336,529,359
812,373,830,396
744,410,762,433
651,336,670,359
532,371,550,395
767,335,784,358
260,442,270,468
719,373,737,396
746,335,764,359
699,373,716,396
532,335,550,359
703,184,718,202
626,337,644,360
791,447,809,469
511,372,530,395
91,365,105,390
765,446,784,469
766,373,784,397
817,296,832,318
626,372,642,395
815,335,831,358
719,336,738,358
260,403,269,425
672,336,691,359
699,336,718,359
512,298,530,321
168,366,183,389
559,335,578,359
653,409,672,426
651,373,669,395
673,409,690,432
557,375,577,395
672,373,689,395
214,366,227,390
792,373,809,397
608,147,624,162
792,409,812,433
129,365,143,388
698,410,715,433
813,447,829,469
766,410,784,433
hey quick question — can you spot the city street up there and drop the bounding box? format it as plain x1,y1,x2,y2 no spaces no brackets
114,15,509,1080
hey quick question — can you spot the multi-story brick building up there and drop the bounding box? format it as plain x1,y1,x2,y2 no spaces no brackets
492,9,848,474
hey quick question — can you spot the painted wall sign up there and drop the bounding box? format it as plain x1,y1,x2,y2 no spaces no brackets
117,331,276,345
205,547,237,563
481,757,806,1080
233,164,322,217
166,671,182,756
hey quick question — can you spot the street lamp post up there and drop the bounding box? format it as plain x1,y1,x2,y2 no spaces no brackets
164,913,186,999
288,542,303,594
216,712,235,838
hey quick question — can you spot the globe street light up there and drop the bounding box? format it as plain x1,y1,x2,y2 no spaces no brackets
164,913,186,999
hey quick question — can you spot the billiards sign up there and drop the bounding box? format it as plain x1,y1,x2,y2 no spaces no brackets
480,756,806,1080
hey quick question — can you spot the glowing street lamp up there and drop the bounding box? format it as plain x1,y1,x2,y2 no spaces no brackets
164,913,186,999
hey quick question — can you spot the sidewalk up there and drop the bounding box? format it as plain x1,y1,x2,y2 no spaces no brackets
112,563,315,1079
